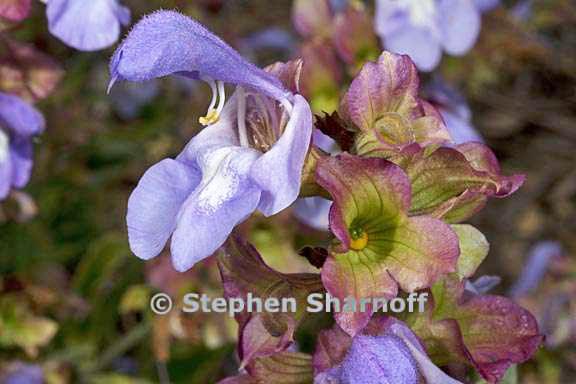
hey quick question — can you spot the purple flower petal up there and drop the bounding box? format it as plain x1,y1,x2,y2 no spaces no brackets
170,147,261,271
384,319,464,384
46,0,130,51
439,0,481,56
110,10,290,102
340,335,419,384
4,363,43,384
374,0,409,37
9,137,33,188
474,0,500,12
127,158,201,260
466,275,501,294
293,197,331,230
509,241,562,298
251,94,312,216
384,26,442,72
0,153,12,200
314,317,463,384
425,78,483,144
0,92,45,137
511,0,532,22
441,109,483,144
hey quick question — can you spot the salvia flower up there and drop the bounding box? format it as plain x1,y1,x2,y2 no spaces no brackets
293,129,336,231
509,241,562,298
3,363,43,384
314,317,463,384
375,0,496,71
44,0,131,51
0,92,45,200
109,11,312,272
426,78,483,144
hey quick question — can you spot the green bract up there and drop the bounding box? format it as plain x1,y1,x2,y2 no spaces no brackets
316,153,460,335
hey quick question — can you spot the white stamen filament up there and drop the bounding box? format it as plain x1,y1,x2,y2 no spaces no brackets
236,86,249,147
199,77,227,126
0,129,9,164
205,77,218,112
216,80,226,114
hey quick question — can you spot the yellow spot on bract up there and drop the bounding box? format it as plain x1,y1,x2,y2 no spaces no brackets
199,109,220,126
350,231,368,251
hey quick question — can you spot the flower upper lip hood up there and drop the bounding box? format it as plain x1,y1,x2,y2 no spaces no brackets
109,10,292,103
110,10,313,272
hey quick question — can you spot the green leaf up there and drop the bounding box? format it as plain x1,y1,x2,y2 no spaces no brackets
0,296,58,357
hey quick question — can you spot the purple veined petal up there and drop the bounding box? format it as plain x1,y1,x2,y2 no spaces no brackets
439,0,481,56
46,0,131,51
293,197,331,230
110,10,291,102
9,136,33,188
127,158,201,261
340,335,419,384
384,25,442,72
509,241,562,298
0,92,45,137
251,94,312,216
0,150,12,200
474,0,500,12
170,146,261,272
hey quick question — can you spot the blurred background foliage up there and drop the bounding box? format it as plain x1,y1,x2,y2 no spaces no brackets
0,0,575,383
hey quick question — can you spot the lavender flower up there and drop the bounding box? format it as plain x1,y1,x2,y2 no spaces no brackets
3,363,43,384
293,129,335,230
315,318,463,384
509,241,562,298
375,0,497,71
0,92,45,200
44,0,130,51
109,11,312,272
426,78,483,144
